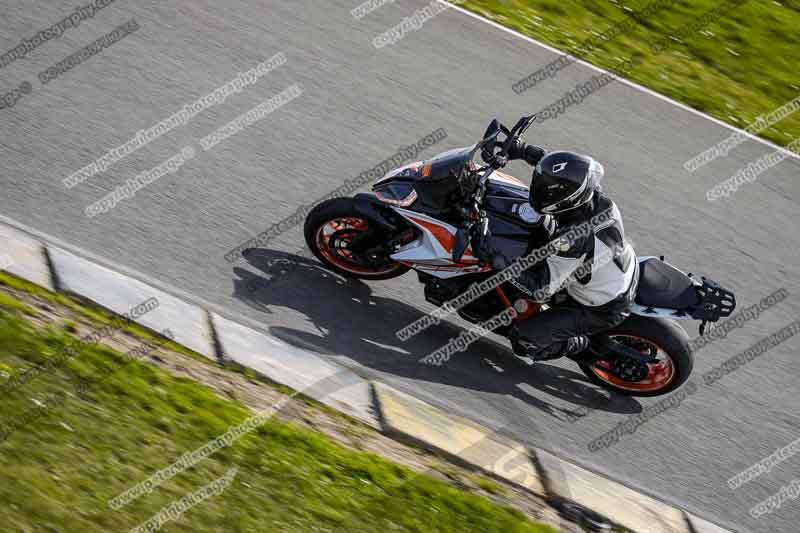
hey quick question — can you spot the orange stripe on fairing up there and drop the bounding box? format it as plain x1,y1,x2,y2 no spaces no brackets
405,215,488,268
407,215,455,253
493,171,526,187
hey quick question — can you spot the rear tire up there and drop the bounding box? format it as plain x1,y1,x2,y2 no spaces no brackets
579,315,693,397
304,198,410,280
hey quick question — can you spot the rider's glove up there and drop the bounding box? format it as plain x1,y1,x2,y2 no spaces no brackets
507,140,545,166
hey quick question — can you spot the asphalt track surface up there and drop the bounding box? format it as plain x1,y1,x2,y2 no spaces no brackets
1,1,799,531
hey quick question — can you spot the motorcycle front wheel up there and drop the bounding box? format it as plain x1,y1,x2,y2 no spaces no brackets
304,198,410,280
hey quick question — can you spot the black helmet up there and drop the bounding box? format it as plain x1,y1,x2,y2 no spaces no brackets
530,151,604,214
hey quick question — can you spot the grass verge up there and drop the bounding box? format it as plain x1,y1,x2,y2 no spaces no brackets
0,271,212,364
0,288,559,532
461,0,800,148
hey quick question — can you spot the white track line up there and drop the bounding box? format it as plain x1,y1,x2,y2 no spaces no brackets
441,0,800,162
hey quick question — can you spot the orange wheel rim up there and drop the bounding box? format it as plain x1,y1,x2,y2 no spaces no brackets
315,217,403,276
590,335,676,392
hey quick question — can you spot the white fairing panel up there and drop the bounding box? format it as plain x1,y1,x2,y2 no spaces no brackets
389,208,489,279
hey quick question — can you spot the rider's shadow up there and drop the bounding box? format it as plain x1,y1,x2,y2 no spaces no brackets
231,247,643,424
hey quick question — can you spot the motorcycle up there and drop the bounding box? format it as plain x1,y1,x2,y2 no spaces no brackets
304,114,736,396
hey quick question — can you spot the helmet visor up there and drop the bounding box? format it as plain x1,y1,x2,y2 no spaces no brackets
531,169,583,213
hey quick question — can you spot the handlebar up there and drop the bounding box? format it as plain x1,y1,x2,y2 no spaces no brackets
477,113,537,180
456,114,539,261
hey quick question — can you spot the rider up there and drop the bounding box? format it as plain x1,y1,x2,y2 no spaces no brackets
484,140,639,361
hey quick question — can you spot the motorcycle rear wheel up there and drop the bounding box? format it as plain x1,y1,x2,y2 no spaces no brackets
578,316,693,397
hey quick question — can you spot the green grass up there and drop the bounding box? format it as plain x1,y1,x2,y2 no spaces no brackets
0,290,36,316
0,271,353,423
463,0,800,148
470,474,510,496
0,294,558,533
0,271,211,365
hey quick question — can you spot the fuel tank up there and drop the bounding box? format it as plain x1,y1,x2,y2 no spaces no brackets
482,172,548,260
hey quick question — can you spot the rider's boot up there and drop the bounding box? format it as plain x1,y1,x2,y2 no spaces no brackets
510,328,589,362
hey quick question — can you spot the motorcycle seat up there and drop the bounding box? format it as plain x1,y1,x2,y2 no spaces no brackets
635,258,700,309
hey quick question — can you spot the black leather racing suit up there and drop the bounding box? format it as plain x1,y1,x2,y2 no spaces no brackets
495,142,640,358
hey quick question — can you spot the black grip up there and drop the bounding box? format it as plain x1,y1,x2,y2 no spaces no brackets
507,141,545,166
523,145,545,166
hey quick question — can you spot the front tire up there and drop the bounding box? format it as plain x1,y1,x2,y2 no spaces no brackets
304,198,410,280
579,316,693,397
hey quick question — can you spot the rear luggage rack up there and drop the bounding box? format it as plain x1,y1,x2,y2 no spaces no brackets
690,277,736,334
